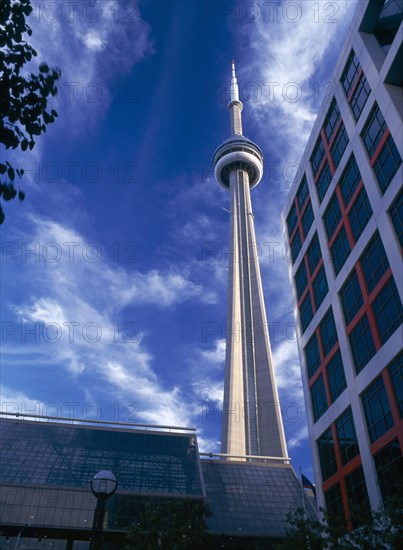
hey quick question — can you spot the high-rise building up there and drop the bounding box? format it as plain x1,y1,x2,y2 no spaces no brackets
282,0,402,523
213,63,288,459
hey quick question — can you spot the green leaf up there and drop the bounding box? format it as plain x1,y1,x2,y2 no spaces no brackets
7,167,15,181
2,183,17,201
0,164,7,175
18,190,25,201
21,139,28,151
39,62,49,73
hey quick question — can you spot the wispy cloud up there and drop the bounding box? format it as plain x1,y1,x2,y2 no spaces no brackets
28,0,153,132
238,1,358,162
2,216,219,429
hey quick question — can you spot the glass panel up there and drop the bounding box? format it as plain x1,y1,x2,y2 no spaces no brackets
339,268,363,326
348,187,373,242
316,161,332,203
330,123,349,169
311,374,328,422
360,230,390,294
349,314,376,374
313,265,329,309
373,134,402,194
372,277,403,345
297,175,309,210
307,233,322,275
300,292,314,333
361,375,393,442
320,309,338,357
295,261,308,299
317,428,338,481
389,351,403,417
326,350,347,402
339,155,361,207
335,407,359,465
330,225,351,275
305,333,321,379
361,103,387,157
341,50,360,97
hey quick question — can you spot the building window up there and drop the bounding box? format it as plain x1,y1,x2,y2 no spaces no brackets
311,374,328,422
372,277,403,345
305,333,321,379
374,0,403,52
320,309,338,357
373,439,403,500
348,187,373,242
302,201,314,238
373,134,402,194
325,482,345,518
297,175,309,210
330,123,349,169
311,136,325,176
350,73,371,121
360,230,390,294
341,50,360,97
362,375,393,443
324,99,340,141
330,226,351,275
326,350,347,402
295,261,308,299
344,466,370,526
339,268,363,326
316,161,332,203
349,314,376,374
287,202,298,237
323,192,341,241
318,428,338,481
389,351,403,418
307,233,321,275
339,155,361,207
389,189,403,247
300,292,314,333
313,265,328,309
291,230,302,263
336,407,359,466
361,103,387,158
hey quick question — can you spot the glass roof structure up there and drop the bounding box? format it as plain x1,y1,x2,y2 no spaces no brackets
0,417,316,547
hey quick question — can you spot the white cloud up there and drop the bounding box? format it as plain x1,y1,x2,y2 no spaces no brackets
200,339,226,365
239,1,358,159
287,424,309,449
2,216,219,429
273,339,304,402
0,386,47,417
27,0,153,132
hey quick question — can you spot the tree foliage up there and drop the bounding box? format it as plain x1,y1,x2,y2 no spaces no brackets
0,0,61,223
125,499,214,550
277,497,403,550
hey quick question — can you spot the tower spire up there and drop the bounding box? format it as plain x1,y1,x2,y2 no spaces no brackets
230,60,240,102
228,61,243,136
213,64,288,460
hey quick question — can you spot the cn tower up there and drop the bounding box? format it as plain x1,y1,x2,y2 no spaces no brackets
213,63,288,459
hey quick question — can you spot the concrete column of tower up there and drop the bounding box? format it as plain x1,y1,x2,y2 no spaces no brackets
213,63,288,460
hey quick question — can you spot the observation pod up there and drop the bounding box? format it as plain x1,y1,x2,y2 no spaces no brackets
213,136,264,190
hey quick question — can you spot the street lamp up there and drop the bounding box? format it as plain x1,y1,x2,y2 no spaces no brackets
89,470,118,550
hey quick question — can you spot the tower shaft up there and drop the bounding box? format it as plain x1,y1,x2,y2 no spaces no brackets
221,168,287,457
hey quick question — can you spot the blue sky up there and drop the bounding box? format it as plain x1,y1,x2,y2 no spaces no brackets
1,0,358,479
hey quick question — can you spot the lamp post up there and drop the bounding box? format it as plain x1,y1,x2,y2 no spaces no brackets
89,470,118,550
